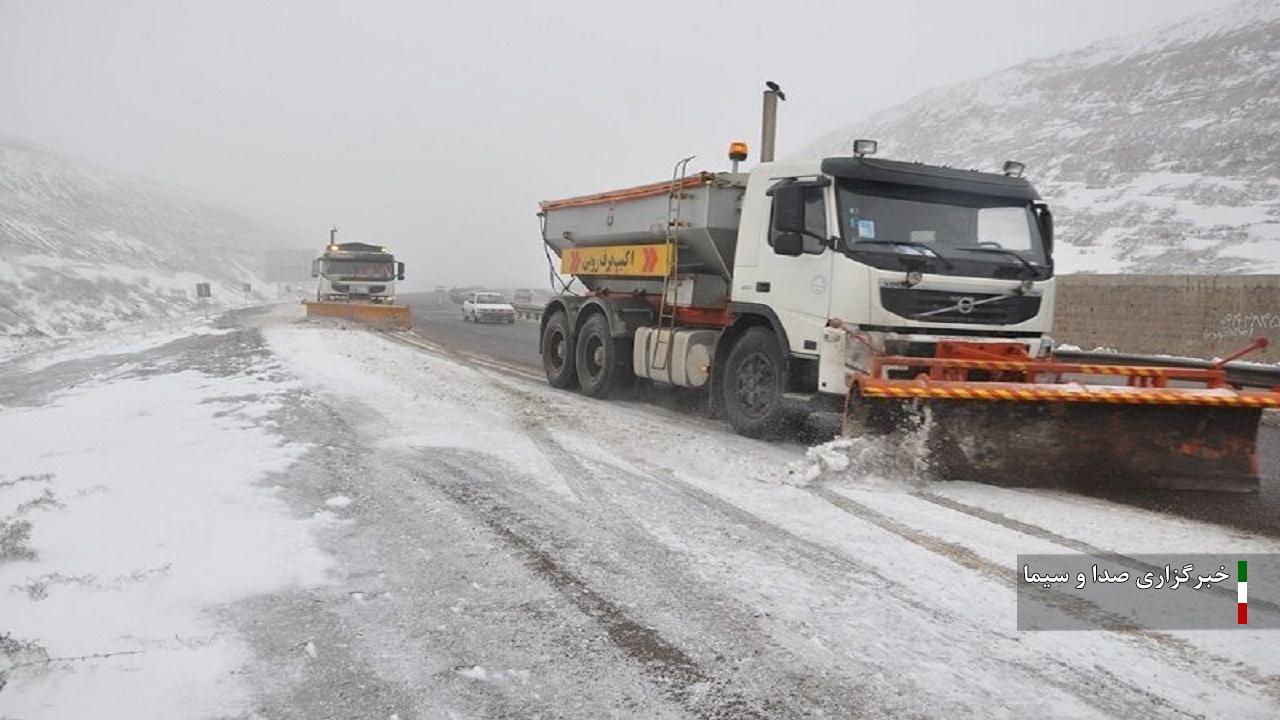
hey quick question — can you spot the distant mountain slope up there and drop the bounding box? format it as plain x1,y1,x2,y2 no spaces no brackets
0,138,297,345
801,0,1280,274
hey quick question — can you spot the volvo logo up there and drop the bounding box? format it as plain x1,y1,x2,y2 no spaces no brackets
914,293,1014,321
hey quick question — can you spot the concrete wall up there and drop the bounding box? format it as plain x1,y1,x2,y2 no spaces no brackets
1053,275,1280,363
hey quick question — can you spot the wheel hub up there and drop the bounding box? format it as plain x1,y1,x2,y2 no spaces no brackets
735,353,774,416
584,337,604,377
550,333,565,367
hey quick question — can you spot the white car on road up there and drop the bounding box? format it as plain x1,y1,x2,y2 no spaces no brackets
462,292,516,324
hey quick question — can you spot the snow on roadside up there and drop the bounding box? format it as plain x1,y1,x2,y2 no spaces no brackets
0,353,331,716
2,314,235,372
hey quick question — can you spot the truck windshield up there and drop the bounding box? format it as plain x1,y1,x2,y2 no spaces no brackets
836,180,1048,277
324,259,395,280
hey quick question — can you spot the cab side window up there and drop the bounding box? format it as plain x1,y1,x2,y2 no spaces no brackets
769,186,828,255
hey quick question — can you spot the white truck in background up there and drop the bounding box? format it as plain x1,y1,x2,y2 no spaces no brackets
304,228,411,328
311,229,406,304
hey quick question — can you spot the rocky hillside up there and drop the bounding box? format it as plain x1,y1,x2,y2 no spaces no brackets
0,138,297,346
802,0,1280,274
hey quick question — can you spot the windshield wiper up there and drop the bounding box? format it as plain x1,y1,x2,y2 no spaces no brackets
852,240,955,269
953,246,1043,279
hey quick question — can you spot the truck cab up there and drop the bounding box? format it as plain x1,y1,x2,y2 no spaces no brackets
312,241,406,304
731,155,1055,396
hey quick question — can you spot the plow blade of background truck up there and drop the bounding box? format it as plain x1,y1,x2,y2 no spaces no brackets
877,399,1264,492
303,301,412,329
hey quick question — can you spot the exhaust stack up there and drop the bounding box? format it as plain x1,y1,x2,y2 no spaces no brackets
760,81,785,163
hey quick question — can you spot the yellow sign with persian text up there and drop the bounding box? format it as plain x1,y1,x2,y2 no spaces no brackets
560,244,670,277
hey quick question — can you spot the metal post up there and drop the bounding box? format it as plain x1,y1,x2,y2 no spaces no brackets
760,91,777,163
760,82,785,163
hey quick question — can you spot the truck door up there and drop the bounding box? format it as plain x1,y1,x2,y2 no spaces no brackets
754,183,834,356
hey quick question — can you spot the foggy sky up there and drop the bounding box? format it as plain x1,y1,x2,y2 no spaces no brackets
0,0,1235,290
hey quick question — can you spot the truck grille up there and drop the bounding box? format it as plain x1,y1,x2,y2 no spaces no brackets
331,284,386,294
879,287,1041,326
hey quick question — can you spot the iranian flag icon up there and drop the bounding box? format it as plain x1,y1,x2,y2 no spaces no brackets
1238,560,1248,625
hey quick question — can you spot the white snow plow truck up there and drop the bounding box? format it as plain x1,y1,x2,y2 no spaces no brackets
535,84,1280,492
304,228,411,328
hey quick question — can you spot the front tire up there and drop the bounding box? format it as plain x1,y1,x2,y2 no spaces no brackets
722,327,790,438
541,311,577,389
574,313,632,398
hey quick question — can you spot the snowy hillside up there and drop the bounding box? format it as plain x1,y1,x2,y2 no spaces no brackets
802,0,1280,274
0,137,297,349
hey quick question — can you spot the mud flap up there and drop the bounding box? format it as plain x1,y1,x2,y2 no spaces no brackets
893,401,1262,493
303,301,412,330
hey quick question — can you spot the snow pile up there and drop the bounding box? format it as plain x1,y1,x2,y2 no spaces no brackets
0,357,331,715
801,0,1280,274
788,430,934,488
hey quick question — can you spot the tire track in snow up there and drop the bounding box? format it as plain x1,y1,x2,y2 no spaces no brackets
502,417,858,717
473,374,1119,716
401,354,880,716
418,453,771,720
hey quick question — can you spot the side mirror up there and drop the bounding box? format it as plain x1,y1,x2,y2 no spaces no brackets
396,261,406,281
1034,203,1054,257
310,258,320,278
773,232,804,256
772,185,807,234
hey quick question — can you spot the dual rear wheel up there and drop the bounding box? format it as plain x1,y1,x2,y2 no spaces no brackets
543,313,794,438
541,311,632,397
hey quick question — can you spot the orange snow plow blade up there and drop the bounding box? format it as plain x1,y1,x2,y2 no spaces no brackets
847,340,1279,492
303,300,412,329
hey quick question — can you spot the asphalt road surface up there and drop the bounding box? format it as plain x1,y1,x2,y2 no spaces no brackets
400,292,1280,539
403,294,541,371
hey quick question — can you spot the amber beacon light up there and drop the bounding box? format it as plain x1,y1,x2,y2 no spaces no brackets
728,140,749,173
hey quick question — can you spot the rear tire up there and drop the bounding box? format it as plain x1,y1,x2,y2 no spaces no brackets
575,313,632,398
541,311,577,389
722,327,790,438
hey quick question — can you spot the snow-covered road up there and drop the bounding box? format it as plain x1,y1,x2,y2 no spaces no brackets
2,304,1279,718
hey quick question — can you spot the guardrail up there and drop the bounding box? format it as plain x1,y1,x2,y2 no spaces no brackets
1054,349,1280,389
512,303,543,322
